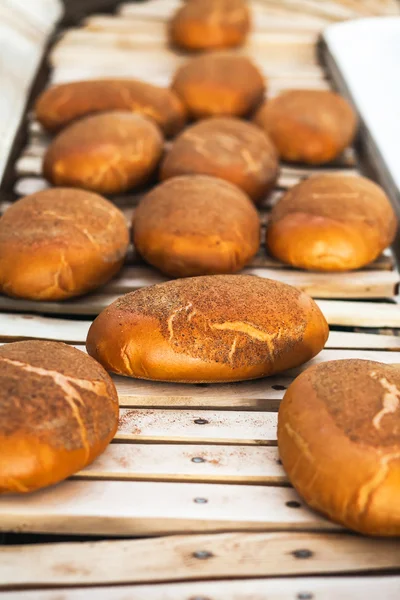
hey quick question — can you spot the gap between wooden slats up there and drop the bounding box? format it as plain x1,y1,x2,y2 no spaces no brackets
3,575,400,600
0,479,337,536
1,532,399,589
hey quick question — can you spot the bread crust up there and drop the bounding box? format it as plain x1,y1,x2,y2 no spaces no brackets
278,359,400,536
266,174,397,271
254,90,357,164
170,0,250,51
160,117,279,203
172,53,265,120
35,79,186,136
86,274,329,383
43,111,163,195
133,175,260,277
0,188,129,300
0,341,119,494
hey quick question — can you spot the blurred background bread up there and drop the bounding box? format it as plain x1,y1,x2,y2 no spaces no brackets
0,188,129,300
43,111,163,194
266,174,397,271
160,117,279,203
133,175,260,277
254,90,357,164
172,52,265,119
0,341,119,494
35,79,186,136
170,0,250,51
86,274,329,383
278,359,400,536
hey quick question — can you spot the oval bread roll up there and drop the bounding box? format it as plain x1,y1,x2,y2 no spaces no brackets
0,188,129,300
172,53,265,120
86,274,329,383
254,90,357,164
133,175,260,277
43,111,163,195
278,359,400,536
160,118,279,203
0,341,119,494
170,0,250,51
35,79,186,136
266,174,397,272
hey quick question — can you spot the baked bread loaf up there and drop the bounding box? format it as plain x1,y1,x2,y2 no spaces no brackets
172,53,265,120
133,175,260,277
160,118,279,203
43,111,163,195
86,274,329,383
0,340,119,494
266,174,397,271
0,188,129,300
35,79,186,136
278,359,400,536
170,0,250,51
254,90,357,164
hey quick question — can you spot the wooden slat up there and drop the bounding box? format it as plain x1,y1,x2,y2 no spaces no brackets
1,532,400,589
0,479,336,536
77,443,285,484
317,299,400,328
4,575,400,600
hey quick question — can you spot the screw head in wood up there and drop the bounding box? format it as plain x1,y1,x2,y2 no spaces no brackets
192,456,205,463
193,497,208,504
193,550,213,560
194,418,209,425
292,549,313,559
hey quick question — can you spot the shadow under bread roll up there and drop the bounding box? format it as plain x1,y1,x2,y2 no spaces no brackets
133,175,260,277
86,274,329,383
35,79,186,137
278,359,400,536
0,341,119,494
0,188,129,301
266,174,397,272
43,111,163,195
169,0,250,52
172,52,265,120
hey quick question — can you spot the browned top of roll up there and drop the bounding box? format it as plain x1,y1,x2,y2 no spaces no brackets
35,79,186,136
170,0,250,51
270,174,397,247
160,117,279,202
172,52,265,119
0,340,119,493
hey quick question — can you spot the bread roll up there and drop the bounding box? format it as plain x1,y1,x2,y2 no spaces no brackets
133,175,260,277
266,174,397,271
170,0,250,51
43,111,163,195
0,188,129,300
0,341,118,494
160,118,279,203
278,359,400,536
86,274,329,383
172,53,265,120
254,90,357,164
35,79,186,137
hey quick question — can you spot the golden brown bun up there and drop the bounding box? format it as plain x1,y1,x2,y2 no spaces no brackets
34,79,186,137
0,340,119,494
172,53,265,120
278,359,400,536
43,111,163,195
253,90,357,164
0,188,129,300
266,174,397,272
86,274,329,383
160,117,279,203
170,0,250,51
133,175,260,277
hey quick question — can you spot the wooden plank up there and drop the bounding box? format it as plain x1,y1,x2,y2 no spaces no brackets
0,479,336,536
317,299,400,328
1,532,399,589
115,409,277,445
77,443,285,483
4,575,400,600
